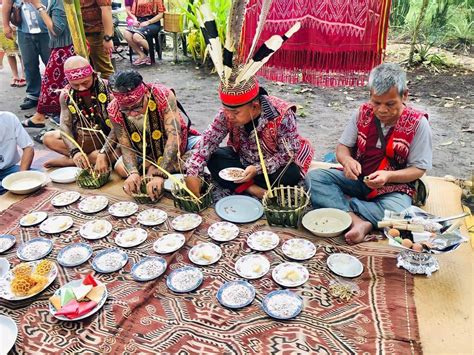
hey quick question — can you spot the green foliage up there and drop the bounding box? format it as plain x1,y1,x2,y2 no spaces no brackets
179,0,231,64
390,0,411,28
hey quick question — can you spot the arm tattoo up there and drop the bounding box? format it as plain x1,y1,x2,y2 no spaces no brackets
161,94,181,172
59,92,76,152
113,121,137,172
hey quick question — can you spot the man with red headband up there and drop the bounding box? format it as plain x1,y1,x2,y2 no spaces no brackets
42,55,117,173
184,73,314,199
108,70,200,201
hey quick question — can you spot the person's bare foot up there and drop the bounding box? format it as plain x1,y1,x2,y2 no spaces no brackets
246,184,267,199
344,212,373,245
29,112,46,125
44,156,75,169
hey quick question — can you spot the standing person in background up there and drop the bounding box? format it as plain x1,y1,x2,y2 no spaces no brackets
0,0,25,87
21,0,74,128
80,0,114,79
2,0,50,110
123,0,165,66
0,111,35,194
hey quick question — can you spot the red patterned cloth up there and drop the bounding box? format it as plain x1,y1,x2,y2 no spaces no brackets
355,103,428,198
37,45,75,115
0,188,422,354
241,0,391,86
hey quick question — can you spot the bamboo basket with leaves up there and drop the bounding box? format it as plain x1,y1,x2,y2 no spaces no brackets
171,178,213,213
76,169,110,189
262,185,310,228
131,177,163,204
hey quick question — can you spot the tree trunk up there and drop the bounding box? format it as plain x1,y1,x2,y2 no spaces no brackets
408,0,430,65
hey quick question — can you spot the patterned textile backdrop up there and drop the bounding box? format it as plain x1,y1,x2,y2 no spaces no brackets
241,0,392,86
0,188,421,354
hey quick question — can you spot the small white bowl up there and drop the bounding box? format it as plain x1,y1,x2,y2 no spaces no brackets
1,171,48,194
302,208,352,237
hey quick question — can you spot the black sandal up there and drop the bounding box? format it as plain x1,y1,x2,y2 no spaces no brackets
22,118,46,128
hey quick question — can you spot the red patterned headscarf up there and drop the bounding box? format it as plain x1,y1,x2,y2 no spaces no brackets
111,83,147,107
64,63,94,82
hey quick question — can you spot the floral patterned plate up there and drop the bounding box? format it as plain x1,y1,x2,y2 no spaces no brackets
92,248,128,273
51,191,81,207
57,243,93,267
79,220,113,240
131,256,167,282
78,196,109,214
39,215,73,234
234,254,270,279
153,233,186,254
247,231,280,251
17,238,53,261
217,280,255,308
171,214,202,232
19,211,48,227
207,222,239,242
282,239,316,261
115,228,147,248
108,201,138,218
0,235,16,254
137,209,168,226
166,266,203,293
272,262,309,287
262,290,303,320
188,242,222,266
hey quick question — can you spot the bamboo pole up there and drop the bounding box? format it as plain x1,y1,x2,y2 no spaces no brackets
64,0,88,58
408,0,429,65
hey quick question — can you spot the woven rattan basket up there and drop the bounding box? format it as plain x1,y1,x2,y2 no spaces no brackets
132,177,163,204
262,186,310,228
164,13,183,33
171,179,213,213
76,169,110,189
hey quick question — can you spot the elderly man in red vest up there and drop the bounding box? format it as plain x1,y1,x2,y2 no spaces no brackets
307,63,432,244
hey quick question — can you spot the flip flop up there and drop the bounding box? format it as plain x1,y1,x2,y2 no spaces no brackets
33,128,55,144
16,79,26,87
22,118,46,128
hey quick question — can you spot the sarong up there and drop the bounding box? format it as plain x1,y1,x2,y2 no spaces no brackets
242,0,391,86
37,45,75,115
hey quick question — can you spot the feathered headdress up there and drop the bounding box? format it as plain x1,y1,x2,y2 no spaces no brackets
199,0,300,107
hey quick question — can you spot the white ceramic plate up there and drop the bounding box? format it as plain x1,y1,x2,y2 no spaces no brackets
0,235,16,254
51,191,81,207
19,211,48,227
17,238,53,261
108,201,139,218
115,228,147,248
80,220,113,240
92,248,128,273
302,208,352,237
0,258,11,279
188,242,222,266
1,171,48,194
0,315,18,352
166,266,203,293
171,214,202,232
262,290,303,320
282,239,317,261
272,262,309,287
247,231,280,251
218,167,245,182
327,253,364,278
57,243,93,267
137,209,168,226
208,222,239,242
78,196,109,214
49,279,108,321
0,260,58,300
49,167,81,184
234,254,270,279
131,256,167,281
217,281,255,309
40,215,73,234
164,173,185,192
153,233,186,254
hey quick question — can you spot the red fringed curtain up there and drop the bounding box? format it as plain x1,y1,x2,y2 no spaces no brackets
241,0,392,87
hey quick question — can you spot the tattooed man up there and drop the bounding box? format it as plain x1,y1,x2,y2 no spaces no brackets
108,70,200,201
43,55,117,173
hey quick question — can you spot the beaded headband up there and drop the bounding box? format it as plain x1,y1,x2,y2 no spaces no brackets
64,64,94,82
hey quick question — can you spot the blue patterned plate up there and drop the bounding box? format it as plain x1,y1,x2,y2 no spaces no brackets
215,196,264,224
92,248,128,273
262,290,303,320
166,266,203,293
17,238,53,261
131,256,167,281
0,235,16,254
217,280,255,309
57,243,93,267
